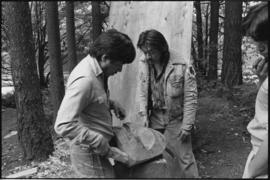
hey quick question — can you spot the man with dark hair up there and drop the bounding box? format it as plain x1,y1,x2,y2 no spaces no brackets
136,29,199,178
54,29,136,178
242,2,268,178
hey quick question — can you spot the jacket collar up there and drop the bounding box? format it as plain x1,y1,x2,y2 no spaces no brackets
87,54,104,78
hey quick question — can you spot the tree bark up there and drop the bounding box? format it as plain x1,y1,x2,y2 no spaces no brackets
221,1,243,88
46,2,65,121
208,0,219,81
92,1,102,41
38,41,46,88
36,2,47,88
4,2,53,161
66,1,77,73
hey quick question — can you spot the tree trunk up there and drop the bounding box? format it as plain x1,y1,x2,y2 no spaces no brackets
208,0,219,81
108,2,193,125
46,2,65,121
204,3,210,66
66,1,77,73
92,1,102,41
4,2,53,161
221,1,243,88
194,1,206,76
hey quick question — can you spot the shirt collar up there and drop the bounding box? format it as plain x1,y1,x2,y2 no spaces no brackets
88,54,103,77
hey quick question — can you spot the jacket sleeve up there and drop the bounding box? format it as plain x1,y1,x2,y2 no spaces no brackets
182,65,198,131
54,77,106,149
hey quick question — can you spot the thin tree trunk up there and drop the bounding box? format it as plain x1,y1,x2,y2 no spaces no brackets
4,1,53,161
191,39,197,68
194,1,206,76
208,0,219,81
204,3,210,64
92,1,102,41
66,1,77,73
221,1,243,88
46,2,65,121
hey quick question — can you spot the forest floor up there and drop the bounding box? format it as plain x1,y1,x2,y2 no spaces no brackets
1,81,258,178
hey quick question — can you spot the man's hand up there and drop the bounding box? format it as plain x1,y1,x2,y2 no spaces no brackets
110,100,126,120
253,57,268,82
107,147,129,164
93,135,110,156
177,129,191,142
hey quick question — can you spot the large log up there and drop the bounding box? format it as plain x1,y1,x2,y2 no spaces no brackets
107,1,193,125
5,167,38,178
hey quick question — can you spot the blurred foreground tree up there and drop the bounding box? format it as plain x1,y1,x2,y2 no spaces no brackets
4,1,53,161
46,2,65,121
221,1,243,88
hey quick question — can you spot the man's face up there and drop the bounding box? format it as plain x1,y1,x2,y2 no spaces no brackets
107,60,123,76
141,46,162,65
101,56,124,77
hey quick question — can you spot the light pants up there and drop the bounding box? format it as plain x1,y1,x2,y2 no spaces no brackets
163,120,199,178
242,147,268,179
70,144,115,178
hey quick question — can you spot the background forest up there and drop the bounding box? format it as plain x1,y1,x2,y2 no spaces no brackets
1,1,264,178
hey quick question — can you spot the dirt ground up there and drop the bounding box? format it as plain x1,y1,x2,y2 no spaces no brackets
1,83,257,178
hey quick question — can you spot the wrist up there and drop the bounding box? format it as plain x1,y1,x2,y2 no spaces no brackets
100,142,111,156
181,125,193,132
105,147,113,158
94,134,111,156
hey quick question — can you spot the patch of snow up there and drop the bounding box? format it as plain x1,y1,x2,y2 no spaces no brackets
4,131,17,139
2,86,15,96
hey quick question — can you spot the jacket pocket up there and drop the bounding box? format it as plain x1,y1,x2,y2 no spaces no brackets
167,75,184,97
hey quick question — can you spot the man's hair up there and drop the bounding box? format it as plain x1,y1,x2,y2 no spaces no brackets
137,29,170,63
89,29,136,64
242,2,268,41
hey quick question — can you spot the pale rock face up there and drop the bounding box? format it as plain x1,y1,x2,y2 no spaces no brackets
107,2,194,125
